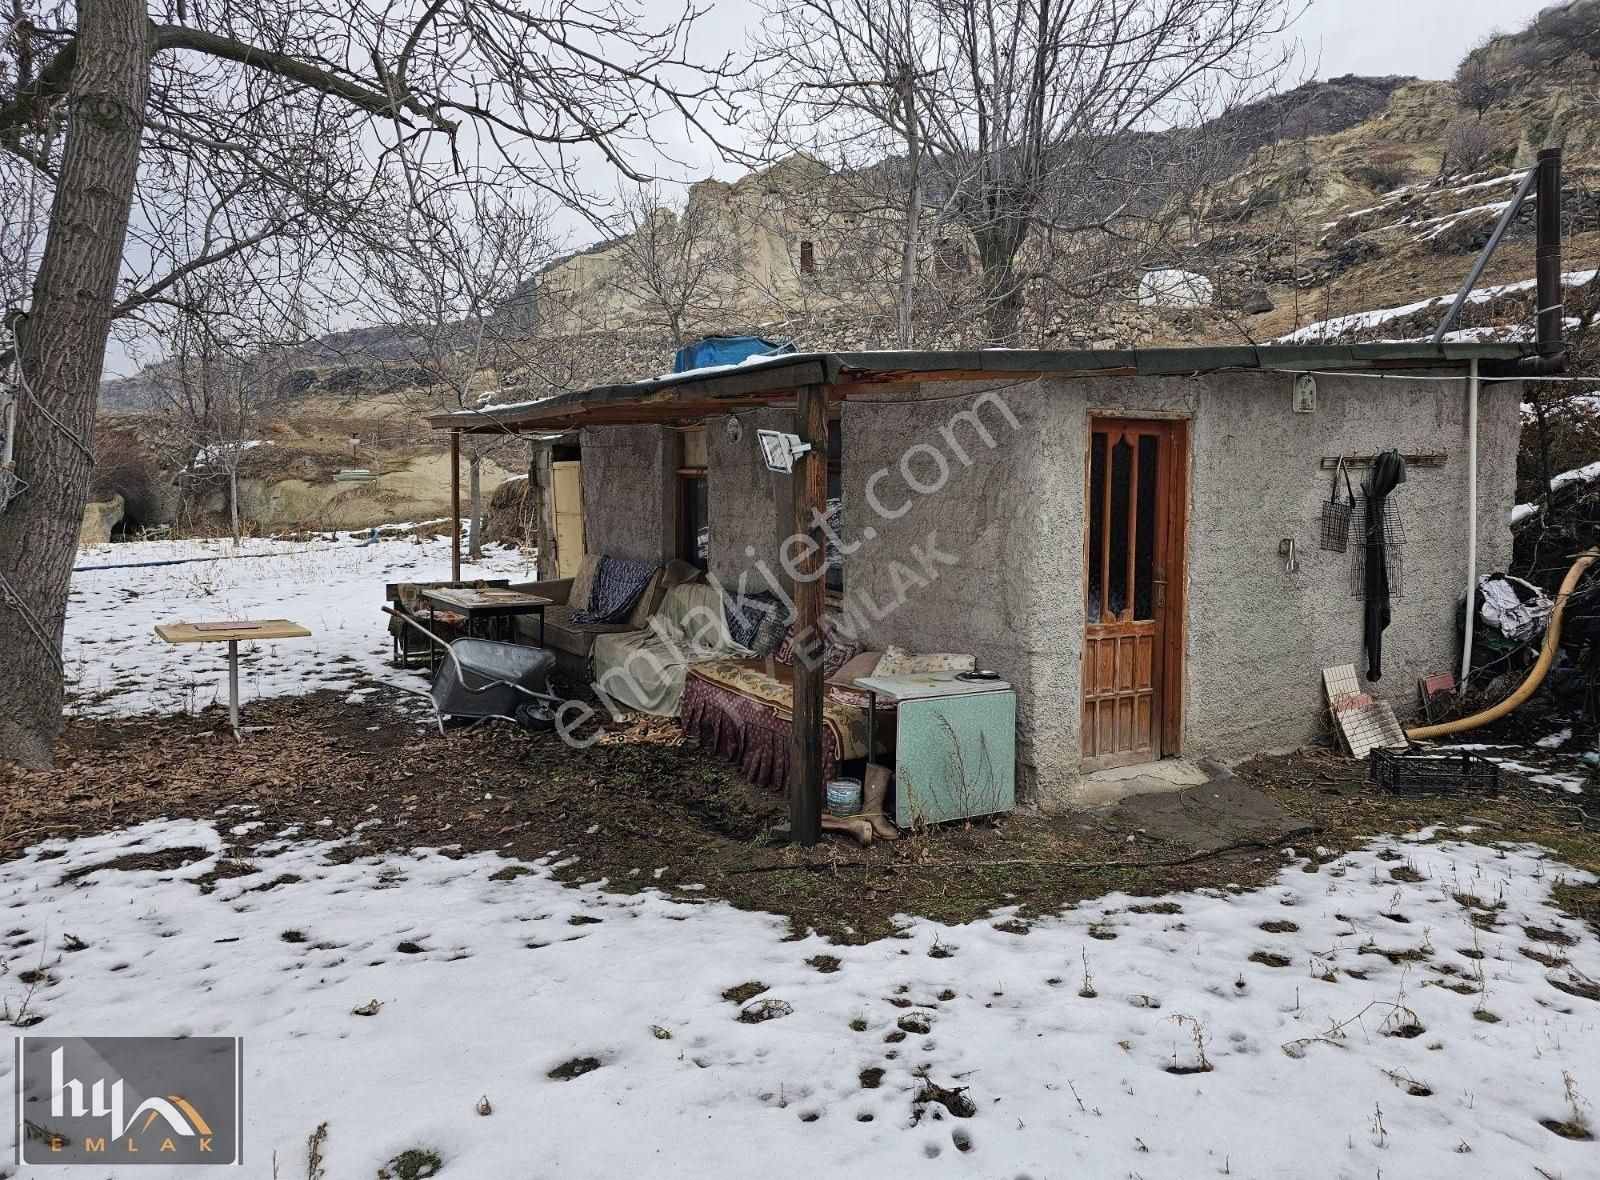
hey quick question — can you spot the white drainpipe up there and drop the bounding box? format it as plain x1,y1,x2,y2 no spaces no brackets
1460,357,1479,686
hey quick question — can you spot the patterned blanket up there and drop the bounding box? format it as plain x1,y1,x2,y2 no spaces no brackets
572,556,655,624
686,658,871,762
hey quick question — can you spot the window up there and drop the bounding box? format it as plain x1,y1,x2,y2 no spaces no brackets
799,240,815,274
679,474,709,571
934,238,969,275
678,426,709,571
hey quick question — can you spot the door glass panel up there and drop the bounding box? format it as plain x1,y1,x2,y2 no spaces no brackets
1134,433,1159,619
1108,435,1131,617
1087,432,1106,622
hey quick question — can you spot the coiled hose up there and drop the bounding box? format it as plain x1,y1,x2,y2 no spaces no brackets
1405,547,1600,741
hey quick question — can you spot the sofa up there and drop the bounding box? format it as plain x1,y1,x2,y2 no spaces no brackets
590,582,753,716
680,642,978,792
680,651,883,791
508,555,699,680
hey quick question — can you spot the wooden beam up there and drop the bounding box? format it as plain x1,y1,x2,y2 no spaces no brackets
450,430,462,582
788,382,829,847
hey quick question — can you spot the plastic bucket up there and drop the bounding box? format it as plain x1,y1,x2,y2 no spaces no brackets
825,778,863,816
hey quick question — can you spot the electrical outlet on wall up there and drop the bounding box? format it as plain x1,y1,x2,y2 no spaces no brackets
1292,374,1318,414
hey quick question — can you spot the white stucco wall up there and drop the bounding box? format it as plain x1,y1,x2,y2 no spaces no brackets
839,371,1520,808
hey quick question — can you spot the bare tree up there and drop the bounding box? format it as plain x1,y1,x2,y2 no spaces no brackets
757,0,934,346
1454,35,1520,119
364,177,557,560
148,275,302,543
609,182,744,350
1442,115,1506,175
759,0,1299,344
0,0,739,767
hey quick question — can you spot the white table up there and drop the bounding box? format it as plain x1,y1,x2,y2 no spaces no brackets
154,619,312,737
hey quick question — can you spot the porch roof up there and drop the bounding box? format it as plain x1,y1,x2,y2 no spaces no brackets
428,342,1536,434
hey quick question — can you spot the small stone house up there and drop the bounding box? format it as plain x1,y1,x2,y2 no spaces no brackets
436,344,1533,810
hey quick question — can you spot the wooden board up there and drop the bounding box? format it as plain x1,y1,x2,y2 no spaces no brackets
155,619,312,644
551,460,585,580
420,587,550,612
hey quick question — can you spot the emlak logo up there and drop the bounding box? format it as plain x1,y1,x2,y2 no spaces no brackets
16,1037,241,1165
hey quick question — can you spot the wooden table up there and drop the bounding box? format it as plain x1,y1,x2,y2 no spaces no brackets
415,586,551,655
154,619,312,737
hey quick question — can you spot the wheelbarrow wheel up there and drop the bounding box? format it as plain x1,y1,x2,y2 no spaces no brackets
514,701,558,731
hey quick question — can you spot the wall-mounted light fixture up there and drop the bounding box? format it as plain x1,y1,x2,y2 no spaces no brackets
757,429,812,474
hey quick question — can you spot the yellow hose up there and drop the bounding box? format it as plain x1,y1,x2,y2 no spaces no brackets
1406,548,1600,741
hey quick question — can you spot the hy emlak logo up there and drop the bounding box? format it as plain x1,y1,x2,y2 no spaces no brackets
16,1036,242,1166
50,1045,215,1146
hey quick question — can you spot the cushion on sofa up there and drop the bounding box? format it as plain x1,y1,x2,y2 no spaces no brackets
873,646,976,676
512,602,637,659
776,618,858,677
826,650,885,688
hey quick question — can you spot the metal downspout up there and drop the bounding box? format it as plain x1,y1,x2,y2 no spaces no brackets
1461,358,1479,686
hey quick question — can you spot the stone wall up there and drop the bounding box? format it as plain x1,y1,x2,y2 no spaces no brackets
578,424,675,564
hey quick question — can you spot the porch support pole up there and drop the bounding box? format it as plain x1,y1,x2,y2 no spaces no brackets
789,383,829,847
450,429,463,582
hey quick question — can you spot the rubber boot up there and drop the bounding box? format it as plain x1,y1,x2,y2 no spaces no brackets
860,764,899,840
821,813,873,846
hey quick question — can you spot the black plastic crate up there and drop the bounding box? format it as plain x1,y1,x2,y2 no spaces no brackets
1369,748,1501,796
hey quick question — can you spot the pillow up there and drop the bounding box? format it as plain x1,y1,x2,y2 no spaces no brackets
750,608,788,657
873,646,975,676
777,617,858,676
827,650,884,688
725,591,783,650
571,556,656,624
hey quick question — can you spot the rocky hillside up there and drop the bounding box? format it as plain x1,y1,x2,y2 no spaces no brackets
91,2,1600,535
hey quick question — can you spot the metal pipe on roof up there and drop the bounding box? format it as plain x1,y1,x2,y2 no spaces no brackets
1532,147,1566,365
1430,165,1540,346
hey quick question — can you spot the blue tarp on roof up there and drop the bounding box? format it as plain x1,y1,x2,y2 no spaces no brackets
672,335,795,373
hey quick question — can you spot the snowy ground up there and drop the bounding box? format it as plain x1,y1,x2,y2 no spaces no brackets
65,535,534,716
29,536,1600,1176
4,819,1598,1179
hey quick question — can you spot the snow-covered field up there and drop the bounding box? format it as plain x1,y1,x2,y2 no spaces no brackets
4,819,1597,1179
65,535,534,716
25,536,1600,1177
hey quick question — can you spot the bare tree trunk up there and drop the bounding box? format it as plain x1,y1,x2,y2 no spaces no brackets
228,466,243,543
896,63,922,350
468,453,484,561
975,225,1026,345
0,1,148,769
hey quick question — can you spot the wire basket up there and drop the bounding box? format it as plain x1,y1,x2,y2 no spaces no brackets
1355,495,1405,545
1319,459,1356,553
1350,543,1404,597
1369,749,1501,796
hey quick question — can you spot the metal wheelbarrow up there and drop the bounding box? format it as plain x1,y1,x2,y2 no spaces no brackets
382,607,564,734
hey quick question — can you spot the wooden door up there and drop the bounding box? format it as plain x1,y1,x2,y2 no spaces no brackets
551,461,585,579
1081,418,1186,772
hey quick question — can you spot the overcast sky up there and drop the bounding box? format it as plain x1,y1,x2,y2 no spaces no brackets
1294,0,1552,79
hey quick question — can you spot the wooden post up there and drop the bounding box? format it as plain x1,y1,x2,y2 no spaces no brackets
450,430,462,582
789,383,829,846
